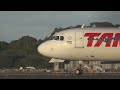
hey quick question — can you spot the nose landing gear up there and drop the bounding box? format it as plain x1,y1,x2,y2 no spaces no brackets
75,64,84,75
75,69,83,75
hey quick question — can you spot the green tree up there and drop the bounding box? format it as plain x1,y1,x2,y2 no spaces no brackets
115,24,120,27
0,41,8,52
90,22,115,27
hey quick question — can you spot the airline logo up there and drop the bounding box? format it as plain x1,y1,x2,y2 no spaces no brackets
84,33,120,47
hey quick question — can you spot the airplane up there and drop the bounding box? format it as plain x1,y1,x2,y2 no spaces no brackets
37,25,120,75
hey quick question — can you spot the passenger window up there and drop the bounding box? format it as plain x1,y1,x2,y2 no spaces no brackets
60,36,64,40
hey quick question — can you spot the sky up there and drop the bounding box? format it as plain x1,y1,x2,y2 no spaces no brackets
0,11,120,43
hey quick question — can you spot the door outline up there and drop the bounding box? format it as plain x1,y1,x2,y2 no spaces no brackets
75,31,84,48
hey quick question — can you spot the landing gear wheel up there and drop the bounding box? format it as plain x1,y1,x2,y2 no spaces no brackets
75,69,83,75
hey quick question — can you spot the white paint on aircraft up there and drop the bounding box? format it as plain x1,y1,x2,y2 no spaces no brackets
38,27,120,61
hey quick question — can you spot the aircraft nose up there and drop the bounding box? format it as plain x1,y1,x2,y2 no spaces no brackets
37,43,47,56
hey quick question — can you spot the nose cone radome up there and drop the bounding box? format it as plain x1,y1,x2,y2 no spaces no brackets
38,43,47,56
37,41,53,58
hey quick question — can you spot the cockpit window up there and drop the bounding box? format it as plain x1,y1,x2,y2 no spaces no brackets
54,36,59,40
48,36,64,41
48,36,55,40
60,36,64,40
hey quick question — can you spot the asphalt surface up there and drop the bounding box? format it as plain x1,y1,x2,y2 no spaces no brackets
0,72,120,79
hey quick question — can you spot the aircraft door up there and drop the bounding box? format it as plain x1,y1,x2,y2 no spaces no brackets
75,32,84,48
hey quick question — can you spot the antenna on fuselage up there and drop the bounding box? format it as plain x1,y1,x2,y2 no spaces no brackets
81,24,84,28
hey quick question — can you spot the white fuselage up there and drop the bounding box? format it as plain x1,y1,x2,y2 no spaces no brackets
38,27,120,61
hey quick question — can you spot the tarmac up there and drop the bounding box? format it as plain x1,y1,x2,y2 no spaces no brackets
0,72,120,79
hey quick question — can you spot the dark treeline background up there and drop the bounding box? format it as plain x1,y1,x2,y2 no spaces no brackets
0,22,120,69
